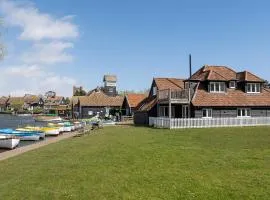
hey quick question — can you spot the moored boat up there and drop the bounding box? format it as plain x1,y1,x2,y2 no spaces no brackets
41,127,60,136
47,123,64,133
58,123,72,132
0,135,20,149
16,128,45,139
0,129,40,141
33,115,62,122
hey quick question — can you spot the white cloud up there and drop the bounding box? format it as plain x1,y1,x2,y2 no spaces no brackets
0,66,76,96
0,0,79,41
5,64,45,77
0,0,79,96
21,41,74,65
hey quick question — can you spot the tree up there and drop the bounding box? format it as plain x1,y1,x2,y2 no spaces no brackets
64,97,70,104
73,89,86,96
10,100,24,113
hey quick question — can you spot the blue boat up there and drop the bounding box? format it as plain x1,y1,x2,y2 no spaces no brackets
0,129,41,141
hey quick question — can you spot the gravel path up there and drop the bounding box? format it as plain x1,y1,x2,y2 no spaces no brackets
0,132,79,162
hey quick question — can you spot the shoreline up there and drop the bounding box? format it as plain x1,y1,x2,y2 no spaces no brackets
0,131,79,162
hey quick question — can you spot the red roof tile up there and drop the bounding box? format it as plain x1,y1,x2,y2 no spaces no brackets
237,71,264,82
126,93,147,108
154,78,185,90
190,65,237,81
192,83,270,107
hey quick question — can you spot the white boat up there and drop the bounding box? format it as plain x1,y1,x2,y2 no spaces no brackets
19,134,40,141
0,135,20,149
43,128,60,136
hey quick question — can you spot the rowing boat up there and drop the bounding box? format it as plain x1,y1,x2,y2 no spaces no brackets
0,135,20,149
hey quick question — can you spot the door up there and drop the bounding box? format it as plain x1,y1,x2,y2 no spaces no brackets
182,105,189,118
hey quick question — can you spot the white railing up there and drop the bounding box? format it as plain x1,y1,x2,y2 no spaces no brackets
149,117,270,129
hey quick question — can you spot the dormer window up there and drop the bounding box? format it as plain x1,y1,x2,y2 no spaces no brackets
247,83,260,93
153,87,157,96
209,82,226,93
229,81,236,89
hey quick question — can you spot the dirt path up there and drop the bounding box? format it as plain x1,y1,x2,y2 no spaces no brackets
0,132,79,162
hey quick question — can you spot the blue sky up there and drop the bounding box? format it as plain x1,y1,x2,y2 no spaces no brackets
0,0,269,96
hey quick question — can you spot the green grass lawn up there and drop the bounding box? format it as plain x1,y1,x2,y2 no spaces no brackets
0,126,270,200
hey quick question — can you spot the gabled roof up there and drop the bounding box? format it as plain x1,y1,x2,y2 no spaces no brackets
73,90,123,107
237,71,264,82
45,96,65,106
154,78,185,90
189,65,237,81
192,82,270,107
137,96,157,112
125,93,147,108
0,96,9,105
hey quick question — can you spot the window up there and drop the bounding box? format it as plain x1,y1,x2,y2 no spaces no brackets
209,82,226,93
153,87,157,96
202,109,212,118
159,106,175,117
247,83,260,93
229,81,236,88
237,108,251,117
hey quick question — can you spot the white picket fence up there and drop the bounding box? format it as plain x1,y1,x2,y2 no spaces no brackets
149,117,270,129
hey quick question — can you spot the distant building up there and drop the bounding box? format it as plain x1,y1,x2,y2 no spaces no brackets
121,93,147,116
71,75,123,119
103,75,117,96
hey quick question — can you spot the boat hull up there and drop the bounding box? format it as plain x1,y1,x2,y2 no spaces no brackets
0,136,20,149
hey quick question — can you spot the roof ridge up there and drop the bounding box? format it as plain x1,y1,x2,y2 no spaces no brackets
245,70,264,82
211,70,229,80
166,78,183,89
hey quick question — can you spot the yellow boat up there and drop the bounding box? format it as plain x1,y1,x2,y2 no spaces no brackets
25,126,60,136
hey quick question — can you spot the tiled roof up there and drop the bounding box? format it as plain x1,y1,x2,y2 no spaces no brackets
125,93,147,108
190,65,265,83
237,71,264,82
192,83,270,107
45,96,64,106
47,96,64,101
190,65,237,81
73,90,124,107
137,96,157,112
103,75,117,82
0,96,8,105
154,78,185,90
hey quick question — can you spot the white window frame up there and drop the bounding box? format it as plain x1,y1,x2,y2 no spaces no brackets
247,83,260,93
159,106,175,118
202,108,212,118
209,82,226,93
153,87,157,96
229,81,236,89
237,108,251,117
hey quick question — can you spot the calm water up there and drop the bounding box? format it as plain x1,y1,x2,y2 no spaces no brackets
0,114,47,129
0,114,48,153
